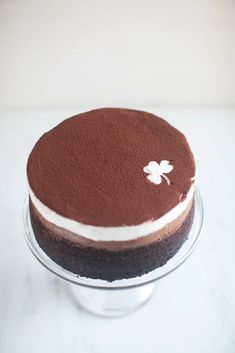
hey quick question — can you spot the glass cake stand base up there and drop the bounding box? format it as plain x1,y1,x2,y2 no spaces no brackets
23,190,203,318
69,281,156,317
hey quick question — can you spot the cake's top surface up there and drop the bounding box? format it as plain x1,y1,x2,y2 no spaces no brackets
27,108,195,227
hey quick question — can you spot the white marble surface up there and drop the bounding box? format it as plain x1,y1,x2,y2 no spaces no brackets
0,107,234,353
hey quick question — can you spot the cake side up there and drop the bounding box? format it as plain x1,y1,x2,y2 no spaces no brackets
29,197,193,250
28,183,194,242
29,199,195,281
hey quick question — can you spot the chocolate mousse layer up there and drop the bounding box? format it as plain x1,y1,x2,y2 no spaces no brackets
30,198,193,251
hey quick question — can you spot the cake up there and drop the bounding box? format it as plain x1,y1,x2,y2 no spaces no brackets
27,108,195,281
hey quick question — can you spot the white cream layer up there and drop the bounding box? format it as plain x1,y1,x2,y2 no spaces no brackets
29,185,195,242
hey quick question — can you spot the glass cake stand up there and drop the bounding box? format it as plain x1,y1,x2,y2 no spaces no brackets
23,190,203,317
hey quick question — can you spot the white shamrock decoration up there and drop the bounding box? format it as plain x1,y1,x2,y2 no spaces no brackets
143,160,173,186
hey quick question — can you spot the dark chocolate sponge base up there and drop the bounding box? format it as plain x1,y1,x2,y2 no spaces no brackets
29,202,194,282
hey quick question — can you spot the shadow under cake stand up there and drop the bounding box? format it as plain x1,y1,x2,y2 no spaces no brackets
23,190,203,317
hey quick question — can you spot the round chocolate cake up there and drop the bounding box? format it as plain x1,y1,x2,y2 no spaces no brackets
27,108,195,281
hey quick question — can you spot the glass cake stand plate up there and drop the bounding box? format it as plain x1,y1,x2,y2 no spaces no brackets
23,190,203,317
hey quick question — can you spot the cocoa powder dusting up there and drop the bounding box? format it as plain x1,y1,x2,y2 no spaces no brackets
27,108,195,228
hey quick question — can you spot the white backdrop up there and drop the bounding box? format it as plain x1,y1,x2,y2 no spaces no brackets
1,0,235,109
